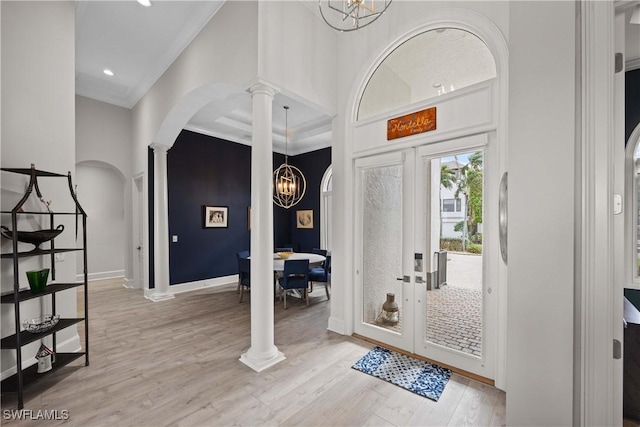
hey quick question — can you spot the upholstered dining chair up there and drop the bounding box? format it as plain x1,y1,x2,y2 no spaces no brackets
278,259,310,309
236,250,250,294
283,242,300,252
309,255,331,300
309,248,328,292
237,256,251,303
311,248,328,257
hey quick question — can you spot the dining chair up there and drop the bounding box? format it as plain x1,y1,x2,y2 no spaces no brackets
309,248,328,292
283,242,300,252
311,248,328,257
237,256,251,303
309,255,331,300
236,250,250,294
278,259,310,309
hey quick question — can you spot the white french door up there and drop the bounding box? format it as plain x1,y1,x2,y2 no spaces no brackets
354,150,416,350
354,133,497,380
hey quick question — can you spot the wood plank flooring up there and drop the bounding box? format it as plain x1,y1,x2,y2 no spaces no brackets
2,278,505,426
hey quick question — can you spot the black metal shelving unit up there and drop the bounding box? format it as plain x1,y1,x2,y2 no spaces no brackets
0,165,88,409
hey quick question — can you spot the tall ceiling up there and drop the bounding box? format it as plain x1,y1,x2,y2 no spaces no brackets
75,0,332,154
76,1,640,153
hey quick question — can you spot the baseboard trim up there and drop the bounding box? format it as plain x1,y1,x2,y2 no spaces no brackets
77,270,125,282
140,275,237,300
122,278,135,289
168,275,237,295
351,333,494,387
327,316,346,335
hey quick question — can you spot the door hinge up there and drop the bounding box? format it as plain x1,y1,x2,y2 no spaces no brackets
613,339,622,360
615,53,624,73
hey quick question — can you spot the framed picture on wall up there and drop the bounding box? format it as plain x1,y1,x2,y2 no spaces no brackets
204,206,228,228
296,209,313,229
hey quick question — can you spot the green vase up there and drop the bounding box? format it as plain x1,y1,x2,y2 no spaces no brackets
26,268,49,293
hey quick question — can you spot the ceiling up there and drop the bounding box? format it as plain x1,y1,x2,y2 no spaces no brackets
75,0,332,155
76,1,640,154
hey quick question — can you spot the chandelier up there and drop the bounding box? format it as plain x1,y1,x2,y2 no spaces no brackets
318,0,392,32
273,106,306,209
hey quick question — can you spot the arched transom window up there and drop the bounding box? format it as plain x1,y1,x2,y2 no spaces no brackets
357,28,497,121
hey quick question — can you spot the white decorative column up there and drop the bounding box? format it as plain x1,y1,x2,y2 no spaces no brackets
240,83,285,371
148,143,175,302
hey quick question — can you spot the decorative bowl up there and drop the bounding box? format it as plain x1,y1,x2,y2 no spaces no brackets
23,314,60,334
1,224,64,250
277,251,294,259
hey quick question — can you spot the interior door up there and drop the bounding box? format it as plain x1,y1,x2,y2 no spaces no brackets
133,175,145,289
354,150,415,350
414,134,497,380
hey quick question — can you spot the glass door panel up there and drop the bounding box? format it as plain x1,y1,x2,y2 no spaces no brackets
414,134,496,379
354,151,414,349
362,164,404,332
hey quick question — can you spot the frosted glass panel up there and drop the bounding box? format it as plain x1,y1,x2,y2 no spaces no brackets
362,165,403,332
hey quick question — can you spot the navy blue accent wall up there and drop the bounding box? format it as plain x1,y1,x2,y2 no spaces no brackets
148,147,155,288
167,130,251,284
149,130,330,285
289,147,332,252
626,69,640,144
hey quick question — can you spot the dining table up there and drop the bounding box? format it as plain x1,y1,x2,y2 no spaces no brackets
273,252,326,271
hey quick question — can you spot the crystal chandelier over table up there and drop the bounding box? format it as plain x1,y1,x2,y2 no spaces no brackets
318,0,392,32
273,106,306,209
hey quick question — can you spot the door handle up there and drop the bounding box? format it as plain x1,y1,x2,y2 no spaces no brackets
396,276,410,282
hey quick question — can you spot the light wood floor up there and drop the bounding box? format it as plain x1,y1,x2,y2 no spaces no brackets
2,278,505,426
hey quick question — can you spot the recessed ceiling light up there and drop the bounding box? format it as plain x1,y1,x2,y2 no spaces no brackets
103,69,114,77
137,0,152,7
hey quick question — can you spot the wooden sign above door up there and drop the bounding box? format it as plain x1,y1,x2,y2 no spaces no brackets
387,107,437,140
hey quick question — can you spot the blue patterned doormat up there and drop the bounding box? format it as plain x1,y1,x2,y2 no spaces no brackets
352,346,451,401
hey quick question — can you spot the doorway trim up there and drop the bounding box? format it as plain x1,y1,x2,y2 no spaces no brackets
577,1,619,425
132,172,148,292
343,8,509,391
320,165,332,251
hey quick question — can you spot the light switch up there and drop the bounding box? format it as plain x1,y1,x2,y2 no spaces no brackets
172,235,178,243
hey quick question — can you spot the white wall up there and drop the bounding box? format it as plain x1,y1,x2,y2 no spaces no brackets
1,0,78,377
257,1,337,113
76,95,132,282
75,163,126,280
330,0,509,352
506,2,576,425
132,0,259,173
330,1,576,424
76,96,131,175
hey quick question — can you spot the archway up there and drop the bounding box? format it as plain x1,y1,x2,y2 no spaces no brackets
340,8,509,389
75,160,127,281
